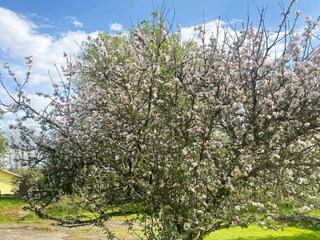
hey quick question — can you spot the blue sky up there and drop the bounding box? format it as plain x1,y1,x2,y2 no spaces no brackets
1,0,319,35
0,0,319,132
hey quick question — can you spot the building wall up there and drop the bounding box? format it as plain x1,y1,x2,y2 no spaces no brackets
0,170,18,195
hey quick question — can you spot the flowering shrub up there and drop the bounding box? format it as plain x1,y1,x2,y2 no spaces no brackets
1,2,320,239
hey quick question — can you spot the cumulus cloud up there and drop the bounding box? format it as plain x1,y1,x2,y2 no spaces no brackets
0,8,96,86
109,23,124,32
180,19,230,45
0,7,99,132
180,19,286,60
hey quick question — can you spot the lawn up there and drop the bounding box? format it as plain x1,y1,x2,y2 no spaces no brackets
206,225,320,240
0,196,40,223
0,197,319,239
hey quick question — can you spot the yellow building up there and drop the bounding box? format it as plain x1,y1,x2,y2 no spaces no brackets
0,169,19,195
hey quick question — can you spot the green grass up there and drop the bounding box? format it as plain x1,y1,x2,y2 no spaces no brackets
0,196,40,223
206,225,320,240
311,210,320,217
43,196,96,220
1,197,319,239
0,197,25,206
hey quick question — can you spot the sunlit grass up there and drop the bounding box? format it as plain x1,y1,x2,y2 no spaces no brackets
0,196,40,223
0,197,25,206
205,225,320,240
310,209,320,217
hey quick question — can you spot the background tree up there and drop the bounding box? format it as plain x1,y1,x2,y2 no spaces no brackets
0,131,7,168
0,1,319,239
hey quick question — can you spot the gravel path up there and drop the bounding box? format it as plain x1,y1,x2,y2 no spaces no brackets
0,223,106,240
0,224,67,240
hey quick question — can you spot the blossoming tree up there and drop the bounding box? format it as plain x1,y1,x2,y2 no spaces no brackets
1,1,320,239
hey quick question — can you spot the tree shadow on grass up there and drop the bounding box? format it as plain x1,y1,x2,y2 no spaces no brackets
297,227,320,234
233,233,320,240
287,223,320,232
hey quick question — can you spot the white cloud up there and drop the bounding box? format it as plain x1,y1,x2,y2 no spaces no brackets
66,16,84,28
27,12,55,29
0,7,99,132
228,18,244,25
180,19,229,45
73,19,84,28
0,8,97,86
109,23,124,32
180,19,286,61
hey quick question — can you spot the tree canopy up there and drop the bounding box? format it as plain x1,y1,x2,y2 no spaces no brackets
0,2,320,239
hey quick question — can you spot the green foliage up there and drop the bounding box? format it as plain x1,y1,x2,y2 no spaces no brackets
0,133,6,154
0,131,7,168
151,11,160,18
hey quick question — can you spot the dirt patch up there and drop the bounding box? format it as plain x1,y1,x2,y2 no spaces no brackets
0,220,142,240
1,206,26,218
0,223,106,240
0,223,67,240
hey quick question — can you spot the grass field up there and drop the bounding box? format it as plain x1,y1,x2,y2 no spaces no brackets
206,225,320,240
0,197,319,239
